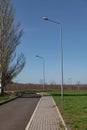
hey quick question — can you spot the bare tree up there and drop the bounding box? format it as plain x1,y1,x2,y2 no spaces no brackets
0,0,25,95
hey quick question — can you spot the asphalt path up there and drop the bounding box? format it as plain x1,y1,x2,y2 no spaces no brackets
0,93,40,130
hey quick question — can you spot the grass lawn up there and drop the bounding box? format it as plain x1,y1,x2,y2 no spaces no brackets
0,95,11,102
45,89,87,130
0,91,16,102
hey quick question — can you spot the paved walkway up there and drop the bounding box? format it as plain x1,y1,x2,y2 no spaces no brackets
25,94,67,130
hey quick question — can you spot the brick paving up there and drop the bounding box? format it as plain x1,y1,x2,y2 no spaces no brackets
26,94,67,130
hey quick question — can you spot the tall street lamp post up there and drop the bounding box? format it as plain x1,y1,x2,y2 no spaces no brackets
42,17,64,99
36,55,45,91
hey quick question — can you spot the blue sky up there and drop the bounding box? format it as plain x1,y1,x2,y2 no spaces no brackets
12,0,87,84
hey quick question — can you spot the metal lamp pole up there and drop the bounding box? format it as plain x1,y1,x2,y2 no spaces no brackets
42,17,64,99
36,55,45,91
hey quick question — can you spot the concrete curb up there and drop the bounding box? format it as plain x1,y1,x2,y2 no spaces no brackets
25,96,42,130
51,96,68,130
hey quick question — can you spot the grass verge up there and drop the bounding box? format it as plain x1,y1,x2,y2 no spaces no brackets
0,91,16,102
46,89,87,130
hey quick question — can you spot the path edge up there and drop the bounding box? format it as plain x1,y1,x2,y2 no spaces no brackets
25,96,42,130
51,96,68,130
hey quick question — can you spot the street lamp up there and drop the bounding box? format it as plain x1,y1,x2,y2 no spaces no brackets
36,55,45,91
42,17,64,99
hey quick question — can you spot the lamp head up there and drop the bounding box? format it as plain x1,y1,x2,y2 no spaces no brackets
42,17,48,20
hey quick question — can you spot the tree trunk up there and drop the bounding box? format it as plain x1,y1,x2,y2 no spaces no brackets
1,86,4,96
1,76,5,96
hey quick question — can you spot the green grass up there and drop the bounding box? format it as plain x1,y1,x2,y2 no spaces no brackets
0,91,16,102
46,89,87,130
0,95,11,102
